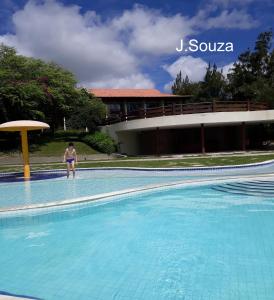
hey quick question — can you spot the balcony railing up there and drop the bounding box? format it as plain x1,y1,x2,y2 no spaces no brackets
104,100,269,124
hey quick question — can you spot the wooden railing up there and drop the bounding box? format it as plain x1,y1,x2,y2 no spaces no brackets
104,101,269,124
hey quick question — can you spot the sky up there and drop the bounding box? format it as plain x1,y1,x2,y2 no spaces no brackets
0,0,273,92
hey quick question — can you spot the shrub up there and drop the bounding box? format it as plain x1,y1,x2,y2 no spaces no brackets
54,130,85,139
0,132,20,152
82,131,116,155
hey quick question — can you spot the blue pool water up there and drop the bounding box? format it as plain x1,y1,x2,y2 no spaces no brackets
0,170,198,209
1,184,274,299
2,161,274,209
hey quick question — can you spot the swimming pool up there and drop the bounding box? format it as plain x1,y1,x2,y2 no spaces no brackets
1,162,274,299
1,182,274,299
0,170,197,210
1,159,274,210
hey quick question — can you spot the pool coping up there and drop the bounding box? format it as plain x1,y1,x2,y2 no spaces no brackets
1,172,274,216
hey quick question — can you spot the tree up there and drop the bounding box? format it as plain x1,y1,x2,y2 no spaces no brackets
171,71,201,99
228,30,274,103
198,63,227,101
171,64,226,101
0,45,47,122
66,89,106,132
170,31,274,104
171,71,183,95
0,44,106,132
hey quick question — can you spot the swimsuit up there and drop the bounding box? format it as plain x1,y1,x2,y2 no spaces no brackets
66,158,75,164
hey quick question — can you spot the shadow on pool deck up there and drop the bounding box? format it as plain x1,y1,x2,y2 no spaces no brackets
0,172,66,183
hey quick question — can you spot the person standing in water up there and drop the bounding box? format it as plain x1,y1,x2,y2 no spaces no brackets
63,142,78,178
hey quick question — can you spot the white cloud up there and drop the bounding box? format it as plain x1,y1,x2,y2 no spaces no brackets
163,58,236,91
202,9,259,29
112,4,194,55
0,0,149,88
219,62,234,77
163,56,208,82
81,73,154,89
192,5,259,30
0,1,198,88
0,0,259,89
163,81,173,93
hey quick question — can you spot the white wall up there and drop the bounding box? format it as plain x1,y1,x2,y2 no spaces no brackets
117,131,139,155
101,125,139,155
102,110,274,155
107,110,274,132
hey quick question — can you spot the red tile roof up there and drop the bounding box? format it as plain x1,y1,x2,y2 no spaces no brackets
89,88,178,98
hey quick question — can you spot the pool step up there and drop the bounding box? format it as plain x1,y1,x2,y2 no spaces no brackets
233,182,274,188
225,183,274,191
212,180,274,197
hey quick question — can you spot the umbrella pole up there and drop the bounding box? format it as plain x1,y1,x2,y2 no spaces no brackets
21,130,30,179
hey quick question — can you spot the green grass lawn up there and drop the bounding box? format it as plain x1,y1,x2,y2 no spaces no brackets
30,140,98,156
1,153,274,173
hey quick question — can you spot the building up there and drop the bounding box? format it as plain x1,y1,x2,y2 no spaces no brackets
90,88,274,156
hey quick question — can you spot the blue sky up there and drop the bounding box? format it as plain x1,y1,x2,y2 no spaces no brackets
0,0,273,91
